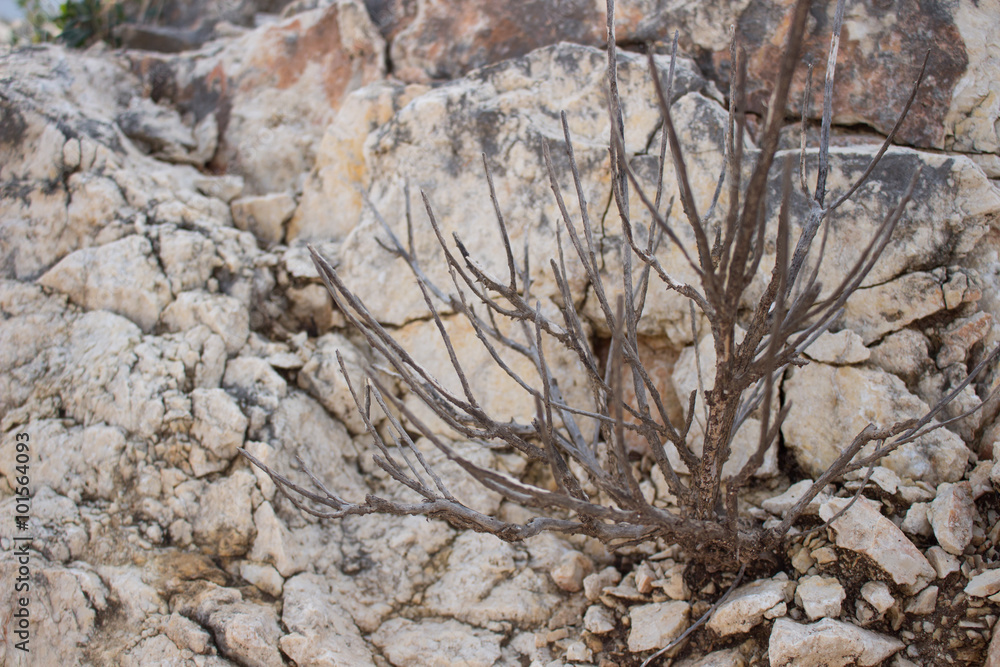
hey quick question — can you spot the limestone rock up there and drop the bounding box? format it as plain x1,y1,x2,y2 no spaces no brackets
38,235,172,333
190,388,248,461
279,573,376,667
795,575,846,621
191,469,257,556
195,174,245,203
329,42,707,327
675,648,747,667
248,501,308,578
289,80,429,241
156,227,219,294
762,479,829,518
707,576,789,636
723,0,1000,152
583,566,623,602
783,363,968,486
901,503,933,538
860,582,894,615
161,291,250,355
297,332,377,435
584,605,617,634
371,617,502,667
905,585,938,615
127,0,386,194
0,553,104,665
627,601,690,653
0,421,127,503
231,193,296,246
928,481,977,555
819,496,936,594
116,96,216,165
926,546,961,579
804,329,870,364
172,584,283,667
550,549,594,593
842,272,947,345
423,532,561,627
965,568,1000,597
165,612,212,654
769,617,904,667
869,329,931,383
937,311,992,368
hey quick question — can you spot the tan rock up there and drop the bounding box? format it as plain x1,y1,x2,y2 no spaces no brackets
707,577,789,636
928,481,976,555
38,235,172,333
819,497,936,594
280,573,377,667
796,575,846,621
965,568,1000,597
769,617,903,667
842,272,945,345
550,550,594,593
783,363,968,485
231,193,296,246
627,601,690,653
804,329,870,364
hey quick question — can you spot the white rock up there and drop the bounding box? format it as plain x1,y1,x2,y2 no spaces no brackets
195,174,245,203
223,357,289,412
190,388,248,461
231,193,296,246
192,470,257,557
627,601,690,653
371,617,502,667
860,582,894,615
965,568,1000,597
583,605,616,634
769,617,904,667
157,227,219,294
583,567,622,602
927,481,976,555
297,332,374,435
707,577,789,636
761,479,828,517
905,585,937,615
795,575,846,621
869,329,930,381
925,546,961,579
549,550,594,593
842,272,946,344
900,503,933,538
239,562,284,597
249,501,307,578
279,573,376,667
784,364,968,485
804,329,870,364
423,532,561,627
675,648,747,667
38,235,172,333
208,602,284,667
0,421,126,502
819,497,936,594
164,612,212,654
161,291,250,355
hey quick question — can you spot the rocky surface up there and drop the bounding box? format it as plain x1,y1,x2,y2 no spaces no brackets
2,1,1000,665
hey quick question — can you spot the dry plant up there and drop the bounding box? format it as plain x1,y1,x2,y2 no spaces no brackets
242,0,999,572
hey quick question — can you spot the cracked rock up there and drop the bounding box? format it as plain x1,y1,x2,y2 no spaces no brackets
769,617,904,667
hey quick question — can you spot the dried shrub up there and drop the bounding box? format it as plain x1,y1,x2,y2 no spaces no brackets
242,0,998,574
